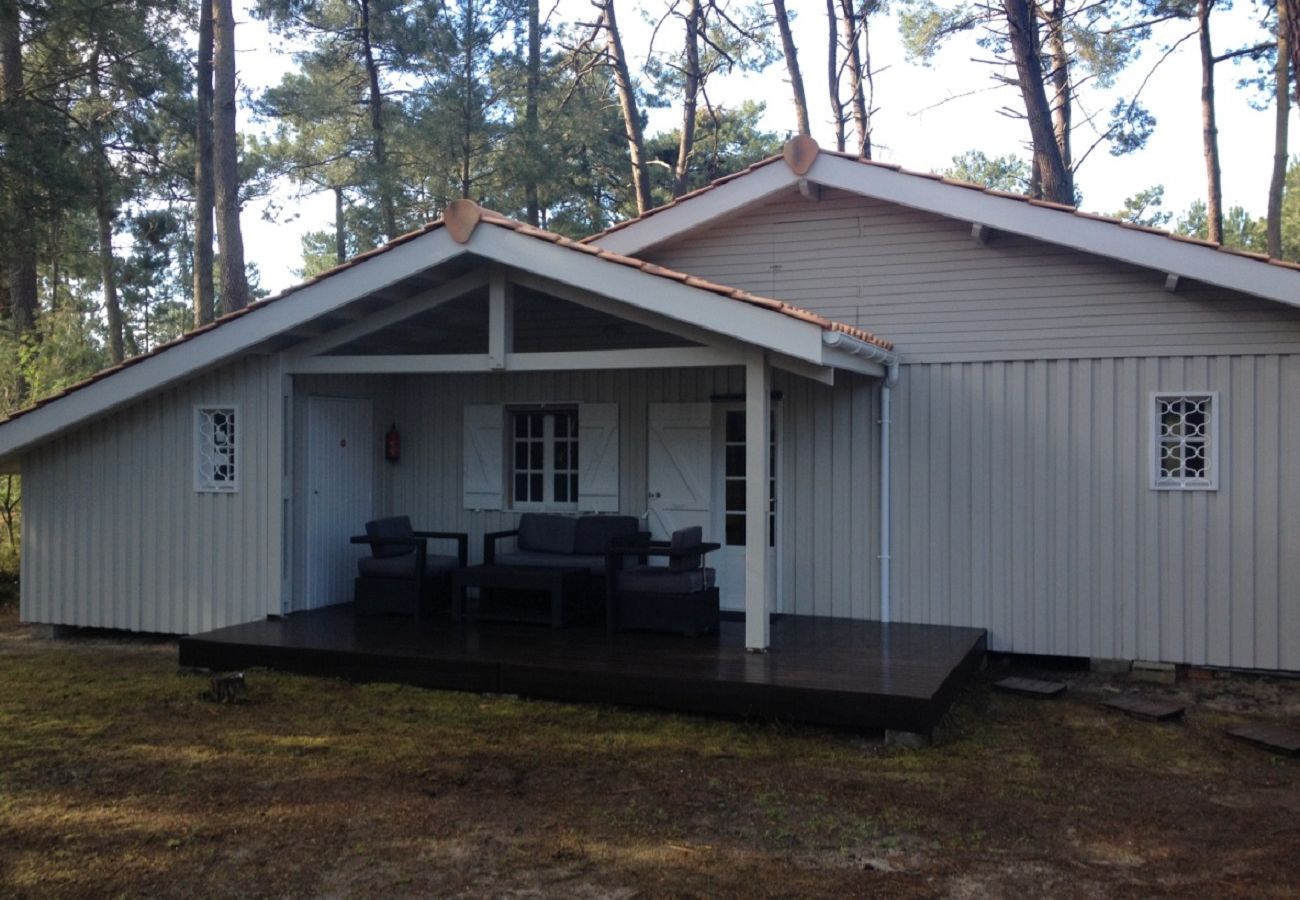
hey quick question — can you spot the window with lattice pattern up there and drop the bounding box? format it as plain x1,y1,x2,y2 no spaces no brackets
1151,393,1217,490
195,406,238,492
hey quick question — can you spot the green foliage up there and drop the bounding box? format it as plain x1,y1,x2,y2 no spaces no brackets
1176,199,1268,252
0,475,18,580
644,101,782,206
942,150,1032,194
897,1,980,64
1114,185,1172,228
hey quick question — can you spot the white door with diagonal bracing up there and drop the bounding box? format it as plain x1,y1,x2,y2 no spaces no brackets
646,403,712,542
304,396,374,610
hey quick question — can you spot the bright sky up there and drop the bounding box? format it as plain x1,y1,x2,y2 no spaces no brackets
235,1,1287,294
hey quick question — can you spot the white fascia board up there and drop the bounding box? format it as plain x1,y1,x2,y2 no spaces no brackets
590,161,799,256
808,156,1300,309
0,230,467,459
470,226,826,364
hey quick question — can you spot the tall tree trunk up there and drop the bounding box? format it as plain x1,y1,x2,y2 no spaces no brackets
601,0,652,214
825,0,845,151
460,1,474,199
838,0,870,158
1268,1,1289,258
0,0,36,337
334,187,347,263
673,0,701,198
524,0,541,224
772,0,810,136
212,0,249,313
358,0,396,238
1046,0,1071,172
860,5,876,160
1003,0,1072,204
193,0,215,327
1286,0,1300,105
89,49,124,364
1197,0,1223,244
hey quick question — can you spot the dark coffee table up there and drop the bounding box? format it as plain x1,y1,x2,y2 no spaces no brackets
451,565,590,628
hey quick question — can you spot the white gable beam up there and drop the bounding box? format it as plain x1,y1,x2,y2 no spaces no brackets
473,227,826,363
0,231,469,460
488,268,512,369
285,347,734,375
287,269,488,359
591,161,798,255
807,156,1300,310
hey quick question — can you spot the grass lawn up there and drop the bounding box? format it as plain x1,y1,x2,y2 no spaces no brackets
1,599,1298,898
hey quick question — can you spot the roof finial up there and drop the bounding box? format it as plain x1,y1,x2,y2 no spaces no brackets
783,135,820,176
444,198,482,244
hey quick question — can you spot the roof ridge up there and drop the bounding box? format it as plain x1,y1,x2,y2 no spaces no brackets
584,140,1300,275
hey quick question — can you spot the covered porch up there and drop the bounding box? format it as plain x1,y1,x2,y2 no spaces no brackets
179,605,987,733
271,201,898,650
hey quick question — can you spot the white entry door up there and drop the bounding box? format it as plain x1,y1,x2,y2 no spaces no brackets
646,403,712,540
304,396,374,610
712,405,779,613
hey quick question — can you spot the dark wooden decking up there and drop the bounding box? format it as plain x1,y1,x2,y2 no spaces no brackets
179,606,987,733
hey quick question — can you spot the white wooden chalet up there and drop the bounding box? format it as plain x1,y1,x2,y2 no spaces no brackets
2,136,1298,672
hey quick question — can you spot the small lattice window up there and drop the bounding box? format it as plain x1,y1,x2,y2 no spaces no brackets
1151,393,1217,490
195,406,238,492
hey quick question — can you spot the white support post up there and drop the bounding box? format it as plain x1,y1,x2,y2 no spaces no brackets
488,268,513,369
267,359,292,617
745,348,771,651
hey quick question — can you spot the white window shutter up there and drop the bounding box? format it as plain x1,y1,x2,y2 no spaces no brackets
578,403,619,512
463,404,504,510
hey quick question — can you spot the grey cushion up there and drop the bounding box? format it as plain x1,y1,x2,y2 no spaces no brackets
616,566,715,594
516,513,577,555
365,516,415,559
669,525,704,572
493,550,606,575
358,553,459,578
573,516,639,555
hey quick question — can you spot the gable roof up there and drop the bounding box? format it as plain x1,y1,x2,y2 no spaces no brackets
0,202,892,464
588,137,1300,311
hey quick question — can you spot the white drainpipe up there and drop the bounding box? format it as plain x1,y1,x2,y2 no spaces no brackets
880,362,899,623
821,331,901,624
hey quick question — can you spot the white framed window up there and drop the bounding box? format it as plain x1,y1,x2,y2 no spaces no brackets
1150,392,1218,490
195,405,239,493
510,408,579,510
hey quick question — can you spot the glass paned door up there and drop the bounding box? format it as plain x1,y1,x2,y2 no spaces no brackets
721,409,776,548
713,405,780,612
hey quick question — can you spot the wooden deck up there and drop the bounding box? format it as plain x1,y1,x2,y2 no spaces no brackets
179,607,987,734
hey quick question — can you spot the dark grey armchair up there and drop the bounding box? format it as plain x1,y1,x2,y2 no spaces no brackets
606,526,721,636
350,516,468,619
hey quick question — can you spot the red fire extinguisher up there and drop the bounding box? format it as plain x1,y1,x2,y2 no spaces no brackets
384,423,401,462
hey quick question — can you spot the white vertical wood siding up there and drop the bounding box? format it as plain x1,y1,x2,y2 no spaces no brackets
891,354,1300,670
20,357,277,633
646,188,1300,361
